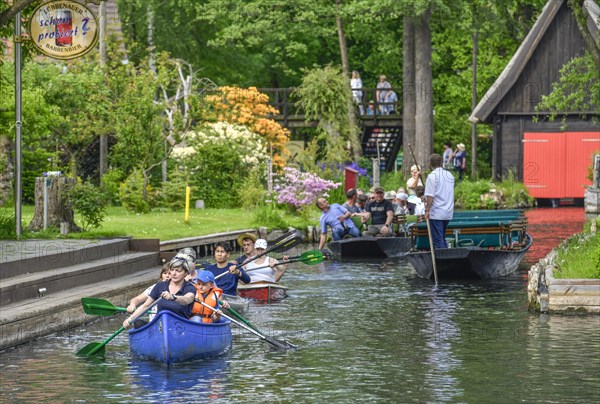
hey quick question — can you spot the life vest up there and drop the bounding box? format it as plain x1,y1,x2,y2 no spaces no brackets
191,285,223,323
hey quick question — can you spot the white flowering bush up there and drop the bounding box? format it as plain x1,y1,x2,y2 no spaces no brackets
171,122,268,208
172,122,268,166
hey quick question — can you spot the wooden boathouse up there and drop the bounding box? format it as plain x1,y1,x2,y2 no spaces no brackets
470,0,600,203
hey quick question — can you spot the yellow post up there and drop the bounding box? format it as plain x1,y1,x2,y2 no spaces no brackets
184,185,190,224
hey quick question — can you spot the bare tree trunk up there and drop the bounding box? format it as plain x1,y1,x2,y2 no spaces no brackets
147,6,156,73
414,8,433,169
471,31,479,179
403,16,416,174
28,177,79,231
336,0,362,160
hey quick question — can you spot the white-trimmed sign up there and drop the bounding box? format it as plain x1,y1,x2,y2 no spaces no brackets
28,1,99,60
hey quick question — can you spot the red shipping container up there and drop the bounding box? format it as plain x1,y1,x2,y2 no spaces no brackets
523,131,600,198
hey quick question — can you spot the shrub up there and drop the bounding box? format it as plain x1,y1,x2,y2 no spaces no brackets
68,180,108,231
275,167,340,210
251,204,287,229
0,209,16,239
238,168,267,210
157,168,195,211
119,170,153,213
102,168,125,205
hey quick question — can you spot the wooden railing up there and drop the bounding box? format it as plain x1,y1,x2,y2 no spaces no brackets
259,87,402,128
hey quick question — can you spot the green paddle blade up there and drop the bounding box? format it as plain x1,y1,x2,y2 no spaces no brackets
298,250,324,265
77,342,106,357
81,297,127,316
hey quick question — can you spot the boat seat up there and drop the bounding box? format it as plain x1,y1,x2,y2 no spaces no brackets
410,221,527,249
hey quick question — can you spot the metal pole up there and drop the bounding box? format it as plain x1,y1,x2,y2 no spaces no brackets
15,12,23,239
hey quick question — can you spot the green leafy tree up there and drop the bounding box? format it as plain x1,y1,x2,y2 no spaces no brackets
294,65,359,162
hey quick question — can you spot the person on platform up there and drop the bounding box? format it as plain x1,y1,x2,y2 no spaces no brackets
190,270,227,323
424,153,455,248
235,233,257,265
204,242,251,296
351,70,365,115
362,186,394,237
123,257,196,329
244,239,289,283
316,197,361,250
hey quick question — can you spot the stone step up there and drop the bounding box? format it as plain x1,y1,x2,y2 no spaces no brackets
0,266,159,351
0,251,160,306
0,238,131,279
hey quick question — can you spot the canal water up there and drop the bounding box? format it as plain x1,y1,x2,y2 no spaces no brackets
1,208,598,402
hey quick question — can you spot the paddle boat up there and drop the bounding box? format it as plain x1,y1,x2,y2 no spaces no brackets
405,210,533,279
237,282,288,302
128,310,232,365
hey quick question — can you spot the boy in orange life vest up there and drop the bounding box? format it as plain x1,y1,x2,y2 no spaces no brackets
190,270,229,323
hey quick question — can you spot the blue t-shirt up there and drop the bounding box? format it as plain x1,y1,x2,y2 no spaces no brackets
319,203,355,234
149,279,196,318
205,263,250,296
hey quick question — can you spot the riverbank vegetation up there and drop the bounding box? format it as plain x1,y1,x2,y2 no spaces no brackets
554,219,600,279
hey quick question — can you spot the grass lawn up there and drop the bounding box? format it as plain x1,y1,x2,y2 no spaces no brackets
554,225,600,279
2,205,315,241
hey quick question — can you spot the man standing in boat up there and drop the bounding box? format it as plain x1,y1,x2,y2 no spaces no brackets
316,197,361,250
424,153,455,248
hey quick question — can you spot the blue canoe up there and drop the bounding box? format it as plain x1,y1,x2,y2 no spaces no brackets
128,311,232,364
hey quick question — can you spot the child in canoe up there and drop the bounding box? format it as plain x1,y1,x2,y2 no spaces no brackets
190,270,229,323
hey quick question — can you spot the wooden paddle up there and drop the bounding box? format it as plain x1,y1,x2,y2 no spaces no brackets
215,249,324,280
197,300,297,349
81,297,128,316
76,298,163,357
408,144,439,285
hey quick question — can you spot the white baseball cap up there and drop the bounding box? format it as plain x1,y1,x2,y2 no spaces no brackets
255,239,268,249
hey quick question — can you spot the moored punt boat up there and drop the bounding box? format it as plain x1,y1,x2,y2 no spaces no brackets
326,237,412,258
405,233,532,279
128,311,232,365
237,282,288,302
405,210,532,279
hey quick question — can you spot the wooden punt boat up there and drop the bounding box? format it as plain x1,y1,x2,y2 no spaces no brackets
237,282,288,302
405,210,533,279
326,237,412,258
405,233,532,279
128,311,232,365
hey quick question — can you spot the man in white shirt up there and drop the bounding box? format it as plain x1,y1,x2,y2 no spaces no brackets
424,154,455,248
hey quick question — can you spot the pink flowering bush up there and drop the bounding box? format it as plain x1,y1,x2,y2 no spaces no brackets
275,167,341,209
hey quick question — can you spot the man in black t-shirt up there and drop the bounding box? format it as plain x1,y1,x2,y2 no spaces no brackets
362,186,395,237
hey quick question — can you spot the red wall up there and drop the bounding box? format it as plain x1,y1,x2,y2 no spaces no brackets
523,131,600,198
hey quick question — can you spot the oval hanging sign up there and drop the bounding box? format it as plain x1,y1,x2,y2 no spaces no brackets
28,1,99,60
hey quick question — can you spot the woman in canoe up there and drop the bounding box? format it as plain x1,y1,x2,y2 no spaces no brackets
204,242,251,296
125,263,171,322
123,257,196,329
244,239,288,283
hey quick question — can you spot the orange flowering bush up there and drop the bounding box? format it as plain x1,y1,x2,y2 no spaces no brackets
206,86,290,166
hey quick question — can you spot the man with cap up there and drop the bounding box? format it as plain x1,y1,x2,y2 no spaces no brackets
235,233,257,265
362,186,395,237
316,197,361,250
425,153,455,248
190,270,227,323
